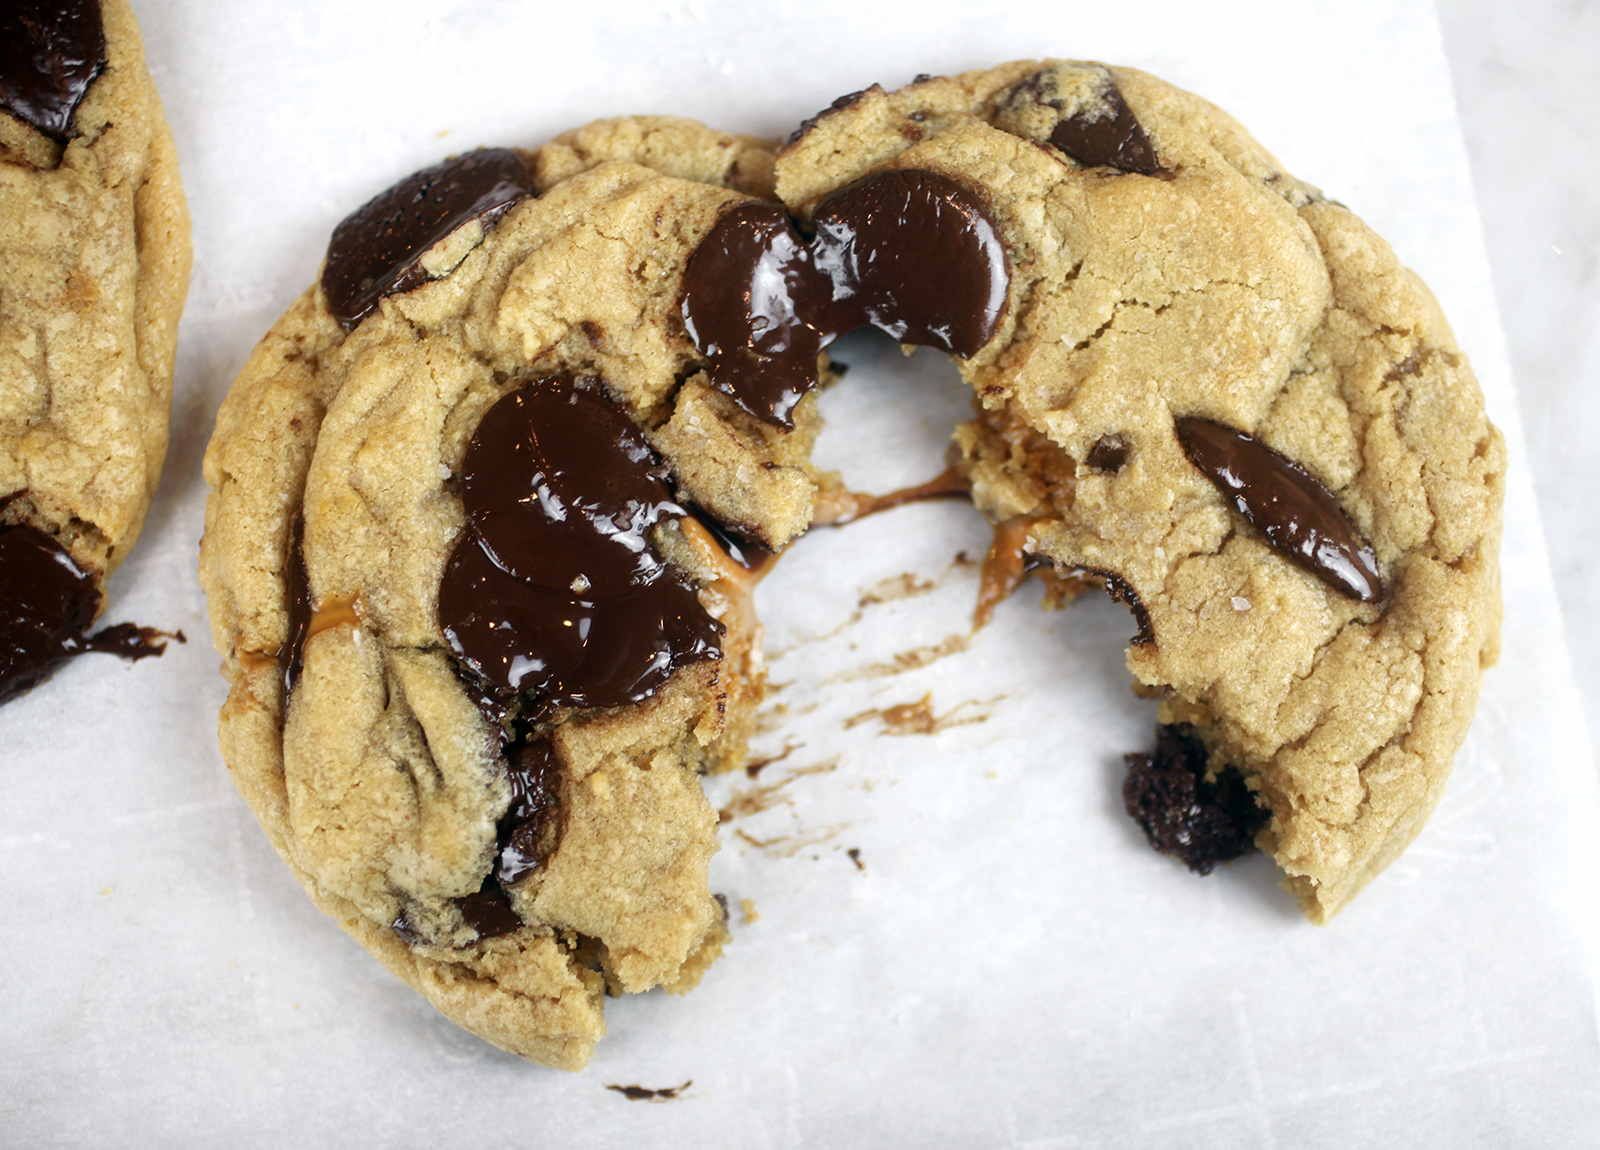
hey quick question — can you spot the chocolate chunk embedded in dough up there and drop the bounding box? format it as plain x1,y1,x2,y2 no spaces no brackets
0,523,101,702
321,147,532,330
0,0,106,143
460,379,683,597
681,201,838,427
1175,417,1384,603
496,739,564,887
996,64,1162,176
438,376,722,711
812,169,1008,358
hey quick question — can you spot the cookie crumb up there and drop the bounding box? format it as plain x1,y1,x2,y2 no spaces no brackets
605,1080,691,1102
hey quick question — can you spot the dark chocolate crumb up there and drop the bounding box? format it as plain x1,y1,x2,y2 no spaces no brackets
605,1080,691,1102
1122,724,1266,874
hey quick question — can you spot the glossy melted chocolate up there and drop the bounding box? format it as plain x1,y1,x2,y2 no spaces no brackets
495,738,563,886
0,0,105,143
321,147,532,330
438,376,721,711
681,170,1008,427
0,523,172,704
1175,417,1384,603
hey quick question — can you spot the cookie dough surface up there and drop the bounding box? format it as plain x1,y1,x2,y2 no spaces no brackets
1,0,190,578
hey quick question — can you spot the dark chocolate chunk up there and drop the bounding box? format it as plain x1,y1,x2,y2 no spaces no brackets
680,201,837,427
681,171,1010,427
322,147,532,330
998,65,1162,176
812,169,1008,358
0,523,100,702
496,739,564,886
438,375,722,712
1047,76,1160,175
1122,723,1265,874
73,621,179,660
1085,434,1129,473
1175,417,1384,603
456,876,522,939
0,0,106,143
460,379,683,597
0,522,174,703
282,514,311,698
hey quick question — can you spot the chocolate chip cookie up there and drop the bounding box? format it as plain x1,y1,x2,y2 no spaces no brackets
1,0,192,700
201,62,1502,1068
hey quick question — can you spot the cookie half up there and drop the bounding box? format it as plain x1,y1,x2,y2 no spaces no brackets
201,119,793,1070
0,0,192,700
769,61,1503,920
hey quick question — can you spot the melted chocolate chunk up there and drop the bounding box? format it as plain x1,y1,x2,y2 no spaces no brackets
680,201,837,427
1086,434,1129,473
461,380,683,596
496,739,563,886
1062,563,1154,647
681,171,1009,427
0,0,106,143
0,523,99,702
322,147,532,330
438,376,721,712
813,169,1008,357
456,876,522,939
282,515,311,698
1123,724,1265,874
0,523,176,703
1175,417,1384,603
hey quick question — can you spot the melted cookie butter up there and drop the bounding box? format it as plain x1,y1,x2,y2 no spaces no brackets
277,515,365,699
438,376,721,711
681,171,1008,427
974,514,1044,631
321,147,533,330
810,465,970,527
0,524,173,704
0,0,106,143
1175,417,1384,603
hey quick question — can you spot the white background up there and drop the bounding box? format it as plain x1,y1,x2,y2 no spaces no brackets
3,0,1597,1145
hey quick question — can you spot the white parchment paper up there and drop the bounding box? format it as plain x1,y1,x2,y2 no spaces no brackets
4,0,1598,1145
